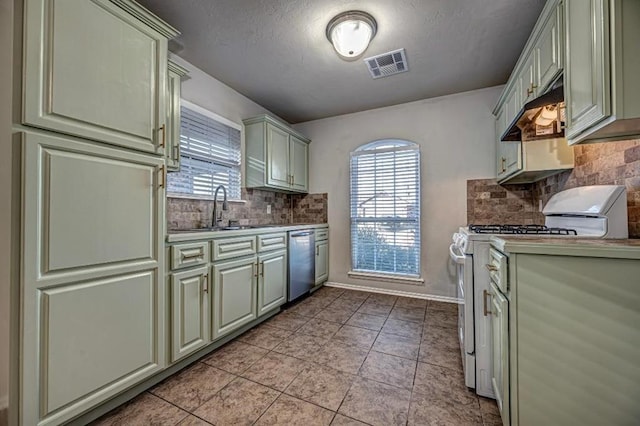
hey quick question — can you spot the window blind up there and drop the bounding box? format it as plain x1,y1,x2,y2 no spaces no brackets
350,140,420,277
168,104,241,199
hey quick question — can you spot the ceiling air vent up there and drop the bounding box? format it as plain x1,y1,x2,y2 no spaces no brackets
364,48,408,79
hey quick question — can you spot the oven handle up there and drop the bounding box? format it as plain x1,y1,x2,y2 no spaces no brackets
449,244,466,264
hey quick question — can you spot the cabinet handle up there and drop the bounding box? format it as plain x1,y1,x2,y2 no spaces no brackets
316,245,319,256
486,264,498,272
159,166,166,188
483,290,492,316
173,145,180,162
500,157,506,173
159,124,166,148
260,262,264,277
253,263,258,278
203,274,209,293
181,252,203,260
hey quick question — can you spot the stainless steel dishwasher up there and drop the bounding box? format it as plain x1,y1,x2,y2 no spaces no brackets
288,230,315,302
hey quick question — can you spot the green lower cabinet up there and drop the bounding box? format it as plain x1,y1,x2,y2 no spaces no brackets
170,266,210,362
315,240,329,285
257,250,287,316
212,256,258,339
490,283,509,426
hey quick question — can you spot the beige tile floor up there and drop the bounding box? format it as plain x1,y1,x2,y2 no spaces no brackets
93,287,501,426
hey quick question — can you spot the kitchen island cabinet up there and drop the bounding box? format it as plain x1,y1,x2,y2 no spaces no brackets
489,237,640,426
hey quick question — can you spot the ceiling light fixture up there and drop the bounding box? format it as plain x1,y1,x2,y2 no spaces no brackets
326,10,377,60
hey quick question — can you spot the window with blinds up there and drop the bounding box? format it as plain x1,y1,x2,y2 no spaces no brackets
167,101,242,200
350,140,420,277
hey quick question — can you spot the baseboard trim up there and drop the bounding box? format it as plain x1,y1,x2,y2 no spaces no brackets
325,281,461,304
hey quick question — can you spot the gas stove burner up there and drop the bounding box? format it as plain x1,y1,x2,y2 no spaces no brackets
468,224,578,235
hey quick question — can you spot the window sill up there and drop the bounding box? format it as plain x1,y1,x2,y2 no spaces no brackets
348,271,424,285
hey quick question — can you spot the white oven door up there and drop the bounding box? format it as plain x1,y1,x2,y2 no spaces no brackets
449,242,475,388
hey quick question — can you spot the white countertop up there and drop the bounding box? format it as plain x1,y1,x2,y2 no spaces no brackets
166,223,328,243
490,236,640,259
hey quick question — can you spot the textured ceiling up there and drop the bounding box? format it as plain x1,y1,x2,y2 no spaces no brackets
138,0,546,124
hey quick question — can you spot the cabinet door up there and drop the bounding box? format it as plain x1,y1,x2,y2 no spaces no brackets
565,0,610,141
518,53,538,106
289,135,309,193
315,241,329,285
536,3,563,93
23,0,170,154
266,123,291,189
166,61,188,171
257,250,287,316
171,266,210,362
491,285,509,426
212,257,258,339
21,131,165,425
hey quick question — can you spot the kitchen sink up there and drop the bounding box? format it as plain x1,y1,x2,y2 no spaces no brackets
173,224,284,233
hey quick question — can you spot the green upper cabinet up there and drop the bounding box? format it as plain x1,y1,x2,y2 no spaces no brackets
266,123,292,189
166,60,189,171
245,115,310,193
564,0,640,144
22,0,179,154
536,3,564,93
493,0,574,185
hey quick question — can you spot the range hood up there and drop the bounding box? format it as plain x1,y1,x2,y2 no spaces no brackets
502,81,565,142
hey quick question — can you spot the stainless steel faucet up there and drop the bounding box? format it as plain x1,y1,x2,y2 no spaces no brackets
212,185,229,228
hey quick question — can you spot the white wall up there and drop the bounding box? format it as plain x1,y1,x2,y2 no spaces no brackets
294,86,502,298
169,54,283,129
0,0,14,420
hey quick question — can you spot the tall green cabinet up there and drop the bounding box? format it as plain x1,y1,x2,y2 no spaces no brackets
18,1,179,424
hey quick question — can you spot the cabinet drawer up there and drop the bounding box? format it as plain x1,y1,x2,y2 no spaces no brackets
488,248,508,293
171,242,209,271
315,228,329,241
257,232,287,252
212,236,257,261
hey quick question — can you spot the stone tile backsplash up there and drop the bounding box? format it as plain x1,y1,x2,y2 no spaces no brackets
467,139,640,237
167,188,328,231
291,193,328,224
467,179,538,225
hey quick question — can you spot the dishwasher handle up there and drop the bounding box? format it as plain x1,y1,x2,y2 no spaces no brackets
290,231,314,237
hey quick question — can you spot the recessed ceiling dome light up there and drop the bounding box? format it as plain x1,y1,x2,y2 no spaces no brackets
326,10,377,60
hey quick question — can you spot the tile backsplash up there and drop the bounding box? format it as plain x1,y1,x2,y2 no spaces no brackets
291,193,328,224
167,188,328,231
467,139,640,237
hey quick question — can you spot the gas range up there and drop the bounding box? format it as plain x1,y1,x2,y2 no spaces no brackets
467,224,578,235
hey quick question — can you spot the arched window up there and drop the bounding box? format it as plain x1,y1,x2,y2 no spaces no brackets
350,139,421,277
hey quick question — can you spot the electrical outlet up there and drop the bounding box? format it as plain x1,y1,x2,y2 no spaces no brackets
267,204,272,214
